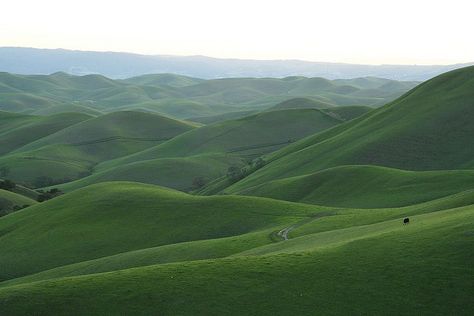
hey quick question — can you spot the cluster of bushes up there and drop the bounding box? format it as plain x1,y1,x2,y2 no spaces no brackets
37,188,63,202
192,177,207,189
0,179,16,191
226,157,267,184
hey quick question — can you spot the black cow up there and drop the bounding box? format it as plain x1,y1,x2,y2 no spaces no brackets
403,217,410,225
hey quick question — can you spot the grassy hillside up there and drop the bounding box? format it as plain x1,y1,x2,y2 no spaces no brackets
225,66,474,192
0,111,195,187
235,165,474,208
0,181,325,281
56,154,245,192
269,97,335,110
0,199,471,315
101,108,344,170
0,111,91,155
188,110,258,124
0,71,417,119
0,189,36,216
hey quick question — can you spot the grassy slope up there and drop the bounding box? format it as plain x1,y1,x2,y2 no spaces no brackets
100,108,344,170
0,203,471,315
268,97,335,110
188,110,259,124
235,165,474,208
0,111,195,186
226,66,474,192
0,189,37,215
0,111,92,155
0,181,324,281
56,154,246,192
5,188,474,289
15,111,195,153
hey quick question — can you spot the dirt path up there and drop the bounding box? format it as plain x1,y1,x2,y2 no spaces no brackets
277,211,336,241
277,226,295,240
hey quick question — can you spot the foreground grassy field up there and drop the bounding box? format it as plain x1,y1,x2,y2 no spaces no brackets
0,182,329,281
0,186,472,315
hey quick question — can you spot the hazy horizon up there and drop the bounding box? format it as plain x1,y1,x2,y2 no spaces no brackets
1,0,473,66
2,45,473,67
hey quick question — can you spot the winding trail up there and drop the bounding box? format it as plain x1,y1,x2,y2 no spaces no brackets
277,226,295,241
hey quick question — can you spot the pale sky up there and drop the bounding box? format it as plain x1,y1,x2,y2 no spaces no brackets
1,0,473,65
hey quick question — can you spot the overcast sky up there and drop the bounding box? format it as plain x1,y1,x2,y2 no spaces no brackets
1,0,472,65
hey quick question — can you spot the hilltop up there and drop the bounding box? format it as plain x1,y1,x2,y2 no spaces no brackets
0,70,417,120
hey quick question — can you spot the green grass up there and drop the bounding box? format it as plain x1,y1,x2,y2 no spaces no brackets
0,71,416,119
0,202,471,315
225,66,474,193
0,111,91,155
0,111,195,187
0,68,472,315
0,189,37,216
188,110,259,124
100,108,344,170
56,153,246,192
0,181,326,281
269,97,335,110
234,165,474,208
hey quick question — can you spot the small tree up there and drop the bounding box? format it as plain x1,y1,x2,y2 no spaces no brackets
227,165,244,183
252,157,266,169
37,188,64,202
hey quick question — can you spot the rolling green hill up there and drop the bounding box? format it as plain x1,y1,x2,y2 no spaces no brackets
269,97,335,110
0,111,195,187
0,181,325,281
235,165,474,208
0,71,417,119
224,66,474,193
101,108,345,170
0,66,472,315
0,189,36,216
0,181,471,315
121,73,204,87
0,111,91,155
56,154,246,192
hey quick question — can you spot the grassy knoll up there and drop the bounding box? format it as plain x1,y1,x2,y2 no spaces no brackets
234,165,474,208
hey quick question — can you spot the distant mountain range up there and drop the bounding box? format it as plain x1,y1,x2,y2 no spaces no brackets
0,47,472,80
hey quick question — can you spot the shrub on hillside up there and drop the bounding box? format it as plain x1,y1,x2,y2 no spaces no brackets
37,188,63,202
